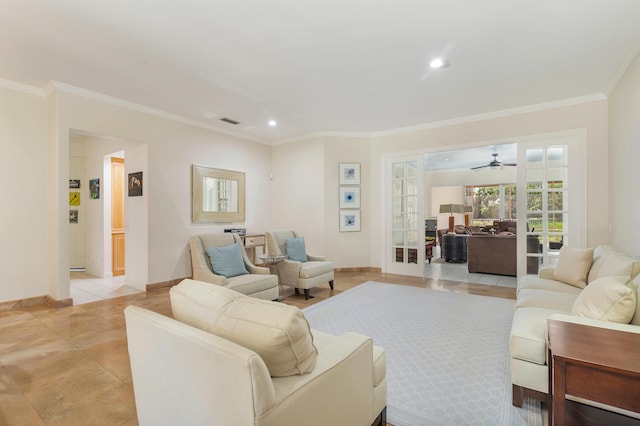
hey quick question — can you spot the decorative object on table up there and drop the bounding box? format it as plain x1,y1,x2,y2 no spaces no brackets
339,186,360,208
128,171,143,196
69,210,78,223
339,209,361,232
339,163,360,185
89,178,100,199
69,179,80,188
69,191,80,206
439,203,465,233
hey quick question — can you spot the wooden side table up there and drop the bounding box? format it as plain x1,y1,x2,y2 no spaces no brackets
240,234,266,264
548,319,640,425
425,241,434,263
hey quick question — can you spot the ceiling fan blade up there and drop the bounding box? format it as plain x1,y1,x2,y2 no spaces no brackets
470,165,488,170
503,163,517,166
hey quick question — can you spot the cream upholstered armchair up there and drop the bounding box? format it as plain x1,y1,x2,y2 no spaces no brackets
190,234,278,300
265,230,334,300
124,279,387,426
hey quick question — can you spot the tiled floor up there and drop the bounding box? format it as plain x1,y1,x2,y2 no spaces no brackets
70,272,144,305
424,246,518,288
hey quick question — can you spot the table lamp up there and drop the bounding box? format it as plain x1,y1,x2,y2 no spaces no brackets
439,204,465,233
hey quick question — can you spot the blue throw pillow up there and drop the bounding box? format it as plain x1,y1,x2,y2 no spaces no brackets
205,243,249,278
286,237,308,262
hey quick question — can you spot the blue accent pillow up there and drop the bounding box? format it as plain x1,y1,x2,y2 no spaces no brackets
286,237,308,262
205,243,249,278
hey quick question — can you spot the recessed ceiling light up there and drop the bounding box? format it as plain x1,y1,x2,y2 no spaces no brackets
268,120,277,127
429,58,449,69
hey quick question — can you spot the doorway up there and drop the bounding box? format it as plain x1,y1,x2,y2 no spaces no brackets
111,157,125,276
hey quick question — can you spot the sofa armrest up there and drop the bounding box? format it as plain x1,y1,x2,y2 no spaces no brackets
539,267,555,280
549,313,640,334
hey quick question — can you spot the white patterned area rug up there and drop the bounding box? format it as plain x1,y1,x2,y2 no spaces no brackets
303,282,542,426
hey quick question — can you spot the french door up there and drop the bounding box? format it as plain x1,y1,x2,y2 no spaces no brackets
516,131,587,276
385,156,424,276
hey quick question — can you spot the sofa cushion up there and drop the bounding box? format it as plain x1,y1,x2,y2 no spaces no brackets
170,279,317,377
286,237,308,262
516,289,578,312
205,243,249,278
552,246,594,288
517,274,583,297
571,277,637,323
588,249,635,284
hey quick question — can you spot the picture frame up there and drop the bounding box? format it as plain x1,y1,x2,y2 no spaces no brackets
339,209,361,232
339,163,360,185
69,192,80,206
89,178,100,199
69,210,78,224
128,171,143,197
69,179,80,189
339,186,361,209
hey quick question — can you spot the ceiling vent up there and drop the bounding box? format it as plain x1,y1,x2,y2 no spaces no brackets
220,117,240,125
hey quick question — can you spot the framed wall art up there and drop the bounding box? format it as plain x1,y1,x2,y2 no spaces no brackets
89,178,100,199
339,186,360,209
339,210,361,232
339,163,360,185
128,171,143,197
69,179,80,189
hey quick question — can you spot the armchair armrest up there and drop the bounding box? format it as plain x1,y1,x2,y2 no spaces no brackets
246,264,270,275
307,254,326,261
277,260,303,287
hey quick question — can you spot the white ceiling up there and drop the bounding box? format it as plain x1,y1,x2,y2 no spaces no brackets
2,0,640,143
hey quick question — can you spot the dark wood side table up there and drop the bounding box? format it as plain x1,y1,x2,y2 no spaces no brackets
425,241,434,263
548,319,640,425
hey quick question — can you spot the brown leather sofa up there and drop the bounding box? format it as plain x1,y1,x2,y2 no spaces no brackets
467,234,516,276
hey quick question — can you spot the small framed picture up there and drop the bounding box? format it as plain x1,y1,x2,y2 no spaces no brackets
339,210,361,232
69,210,78,224
89,178,100,199
69,179,81,189
339,163,360,185
128,171,143,197
339,186,361,209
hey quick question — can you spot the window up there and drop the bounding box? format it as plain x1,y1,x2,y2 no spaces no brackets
465,184,516,226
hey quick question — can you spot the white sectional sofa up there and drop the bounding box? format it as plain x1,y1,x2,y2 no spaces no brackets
510,245,640,407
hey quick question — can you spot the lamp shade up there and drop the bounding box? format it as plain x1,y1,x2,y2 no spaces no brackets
439,204,465,215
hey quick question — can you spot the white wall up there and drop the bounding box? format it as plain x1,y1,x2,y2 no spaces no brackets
0,86,49,302
609,50,640,256
430,186,465,230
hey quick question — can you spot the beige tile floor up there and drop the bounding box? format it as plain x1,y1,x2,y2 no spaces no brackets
1,270,526,425
70,272,144,305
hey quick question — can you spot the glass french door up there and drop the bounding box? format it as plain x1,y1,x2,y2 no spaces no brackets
386,157,424,276
517,131,586,275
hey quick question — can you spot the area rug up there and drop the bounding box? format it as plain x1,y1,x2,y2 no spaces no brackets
303,282,542,426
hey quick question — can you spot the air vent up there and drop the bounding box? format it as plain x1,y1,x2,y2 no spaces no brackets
220,117,240,125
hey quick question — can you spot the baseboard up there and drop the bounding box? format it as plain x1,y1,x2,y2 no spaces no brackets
334,267,382,273
0,294,72,313
146,277,189,291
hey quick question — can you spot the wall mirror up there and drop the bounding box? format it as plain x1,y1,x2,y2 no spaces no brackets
192,165,245,223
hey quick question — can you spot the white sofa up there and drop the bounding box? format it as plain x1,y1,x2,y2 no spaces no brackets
125,279,387,426
510,245,640,407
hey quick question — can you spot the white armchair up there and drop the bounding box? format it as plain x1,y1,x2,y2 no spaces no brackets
190,234,278,300
124,279,387,426
265,230,334,300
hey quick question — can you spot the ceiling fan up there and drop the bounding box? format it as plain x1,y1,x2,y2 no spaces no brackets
470,153,517,171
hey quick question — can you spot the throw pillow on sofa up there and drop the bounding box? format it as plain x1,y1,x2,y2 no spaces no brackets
571,276,637,323
553,246,595,289
170,279,318,377
205,243,249,278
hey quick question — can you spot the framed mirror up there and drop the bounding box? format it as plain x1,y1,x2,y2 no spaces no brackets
192,165,245,223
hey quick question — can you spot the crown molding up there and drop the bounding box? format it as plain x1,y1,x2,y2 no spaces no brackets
0,79,45,97
371,93,608,138
45,81,269,145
